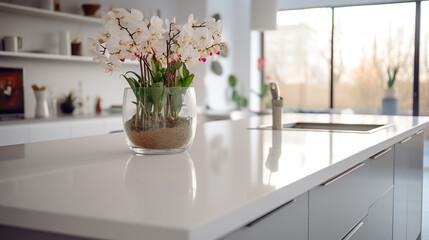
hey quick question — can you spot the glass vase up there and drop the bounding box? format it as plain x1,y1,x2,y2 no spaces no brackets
122,87,197,155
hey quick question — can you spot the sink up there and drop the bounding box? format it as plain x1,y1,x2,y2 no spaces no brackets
253,122,389,133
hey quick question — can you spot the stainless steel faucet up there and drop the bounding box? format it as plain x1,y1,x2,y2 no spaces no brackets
269,82,283,130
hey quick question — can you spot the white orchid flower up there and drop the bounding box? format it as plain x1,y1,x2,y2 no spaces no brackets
187,14,197,26
193,27,212,49
87,38,100,52
149,16,164,41
89,50,108,64
101,11,115,25
177,23,194,46
181,46,199,66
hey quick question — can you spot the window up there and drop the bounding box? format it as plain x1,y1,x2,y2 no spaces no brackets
264,9,332,112
264,2,421,115
420,1,429,115
334,3,415,114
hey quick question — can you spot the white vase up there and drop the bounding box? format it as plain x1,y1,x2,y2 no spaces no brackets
34,90,50,118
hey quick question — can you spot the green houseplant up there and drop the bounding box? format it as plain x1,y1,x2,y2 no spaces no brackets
382,66,399,115
89,9,225,154
60,91,76,114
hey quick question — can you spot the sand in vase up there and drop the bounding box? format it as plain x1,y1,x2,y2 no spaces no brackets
125,117,192,149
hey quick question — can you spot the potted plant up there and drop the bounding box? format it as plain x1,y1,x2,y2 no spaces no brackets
89,9,225,154
381,67,399,115
60,91,75,114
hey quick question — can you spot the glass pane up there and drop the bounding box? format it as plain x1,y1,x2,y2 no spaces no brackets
264,8,332,112
334,3,415,115
420,2,429,115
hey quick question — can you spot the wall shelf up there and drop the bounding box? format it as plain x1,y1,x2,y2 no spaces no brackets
0,2,100,25
0,51,139,65
0,51,93,62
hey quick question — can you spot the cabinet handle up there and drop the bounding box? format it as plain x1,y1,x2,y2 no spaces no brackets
416,129,424,135
246,199,296,227
322,163,365,186
342,221,364,240
399,136,412,144
370,147,392,160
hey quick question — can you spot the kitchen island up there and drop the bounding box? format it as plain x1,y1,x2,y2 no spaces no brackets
0,113,427,240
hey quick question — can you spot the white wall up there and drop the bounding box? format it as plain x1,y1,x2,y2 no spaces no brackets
205,0,251,110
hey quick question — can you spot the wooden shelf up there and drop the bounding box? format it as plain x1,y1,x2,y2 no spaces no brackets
0,51,139,65
0,2,100,25
0,51,93,62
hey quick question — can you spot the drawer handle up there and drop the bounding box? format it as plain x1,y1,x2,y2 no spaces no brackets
342,221,364,240
246,199,296,227
370,147,392,160
416,129,424,135
322,163,365,186
399,136,412,144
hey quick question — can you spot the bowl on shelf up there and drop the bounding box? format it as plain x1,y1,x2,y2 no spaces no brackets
82,4,100,17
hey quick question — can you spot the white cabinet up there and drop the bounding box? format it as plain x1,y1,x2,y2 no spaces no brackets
0,116,123,146
0,125,29,145
343,216,368,240
29,122,71,142
367,147,394,205
394,130,424,240
70,119,104,138
368,187,394,240
222,192,308,240
309,162,369,240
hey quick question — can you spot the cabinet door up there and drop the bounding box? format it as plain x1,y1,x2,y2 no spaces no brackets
222,192,308,240
368,187,393,240
29,122,71,142
309,162,369,240
406,131,423,240
342,216,368,240
0,125,29,146
394,131,424,240
368,147,394,206
70,119,104,138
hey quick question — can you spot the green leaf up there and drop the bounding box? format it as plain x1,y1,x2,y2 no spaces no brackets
211,61,223,75
172,62,182,71
155,60,162,72
261,83,269,97
182,65,189,79
212,13,221,21
154,72,163,83
239,97,248,108
139,87,151,110
183,74,194,87
124,71,142,82
122,75,139,98
229,75,237,87
150,87,167,113
232,90,238,101
169,87,186,115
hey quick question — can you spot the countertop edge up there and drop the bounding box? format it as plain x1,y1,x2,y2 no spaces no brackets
0,206,189,240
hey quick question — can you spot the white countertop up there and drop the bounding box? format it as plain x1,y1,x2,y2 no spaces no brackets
0,113,428,240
